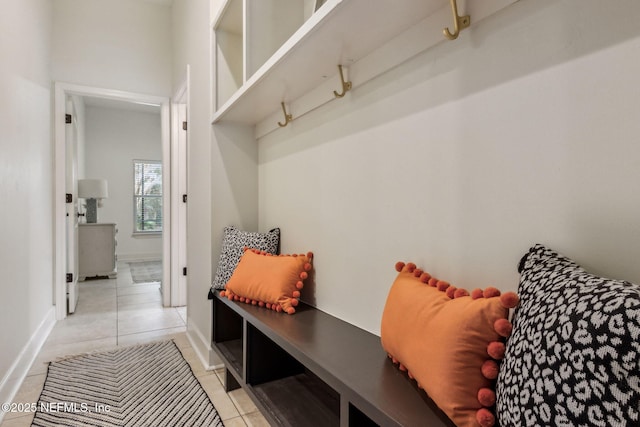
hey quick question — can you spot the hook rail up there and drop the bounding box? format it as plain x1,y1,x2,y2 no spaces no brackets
274,64,352,129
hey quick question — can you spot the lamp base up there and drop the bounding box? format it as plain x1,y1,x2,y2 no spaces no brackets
86,198,98,223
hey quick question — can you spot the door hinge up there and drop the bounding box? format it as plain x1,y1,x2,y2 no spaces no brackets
65,114,72,124
182,121,187,131
66,193,73,203
182,194,187,203
66,273,73,283
182,267,187,276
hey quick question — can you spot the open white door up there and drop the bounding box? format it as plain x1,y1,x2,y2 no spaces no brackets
65,97,80,314
170,70,189,307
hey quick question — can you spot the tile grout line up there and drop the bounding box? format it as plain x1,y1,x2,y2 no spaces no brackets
2,263,200,427
1,262,274,426
115,265,121,346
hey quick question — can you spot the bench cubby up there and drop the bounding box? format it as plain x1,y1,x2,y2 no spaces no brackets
211,291,454,426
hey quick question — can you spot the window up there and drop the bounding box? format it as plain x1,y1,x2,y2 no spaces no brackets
134,160,162,233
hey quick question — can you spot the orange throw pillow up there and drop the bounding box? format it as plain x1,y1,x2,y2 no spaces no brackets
221,248,313,314
380,262,519,427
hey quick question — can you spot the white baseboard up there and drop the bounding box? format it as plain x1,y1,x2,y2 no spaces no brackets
0,307,56,422
186,317,223,371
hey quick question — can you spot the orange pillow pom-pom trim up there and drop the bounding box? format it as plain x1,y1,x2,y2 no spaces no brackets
382,261,520,427
220,248,313,315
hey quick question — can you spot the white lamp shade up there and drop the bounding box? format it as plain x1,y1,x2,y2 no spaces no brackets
78,179,108,199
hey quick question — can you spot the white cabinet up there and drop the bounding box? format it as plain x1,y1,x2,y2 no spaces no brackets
78,223,117,281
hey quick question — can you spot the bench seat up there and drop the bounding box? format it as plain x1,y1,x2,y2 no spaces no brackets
211,291,455,426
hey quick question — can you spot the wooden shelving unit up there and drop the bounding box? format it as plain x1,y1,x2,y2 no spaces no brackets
211,291,455,426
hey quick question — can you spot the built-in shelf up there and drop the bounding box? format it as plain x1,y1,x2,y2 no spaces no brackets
247,324,340,427
211,295,244,375
211,0,518,132
213,0,243,109
212,0,326,119
211,0,448,125
211,291,456,426
251,372,340,427
215,339,242,373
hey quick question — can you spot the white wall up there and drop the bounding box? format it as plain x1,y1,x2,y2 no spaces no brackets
84,105,163,260
259,0,640,335
173,0,259,364
172,0,214,360
0,0,54,410
52,0,172,97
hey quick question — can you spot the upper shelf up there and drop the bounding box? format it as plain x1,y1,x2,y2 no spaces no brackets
211,0,518,128
212,0,450,125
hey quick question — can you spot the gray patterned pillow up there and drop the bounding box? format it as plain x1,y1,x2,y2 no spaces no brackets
211,226,280,290
496,244,640,426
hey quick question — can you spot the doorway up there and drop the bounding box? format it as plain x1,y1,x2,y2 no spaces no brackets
54,82,184,320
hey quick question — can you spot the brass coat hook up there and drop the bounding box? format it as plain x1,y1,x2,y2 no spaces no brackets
278,102,293,127
333,65,352,98
443,0,470,40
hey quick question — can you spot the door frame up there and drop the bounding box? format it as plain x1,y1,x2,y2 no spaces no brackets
54,82,171,320
170,67,190,307
65,95,80,313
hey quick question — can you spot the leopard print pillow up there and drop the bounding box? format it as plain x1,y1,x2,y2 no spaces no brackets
496,244,640,426
211,226,280,290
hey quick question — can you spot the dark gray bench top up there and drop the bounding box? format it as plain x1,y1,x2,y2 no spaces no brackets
215,292,454,426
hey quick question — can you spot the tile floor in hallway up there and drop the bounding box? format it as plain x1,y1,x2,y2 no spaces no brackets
1,261,269,427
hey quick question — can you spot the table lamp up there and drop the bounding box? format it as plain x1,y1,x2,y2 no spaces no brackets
78,179,108,223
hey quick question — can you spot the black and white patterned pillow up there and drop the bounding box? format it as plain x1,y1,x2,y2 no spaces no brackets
496,244,640,427
211,226,280,290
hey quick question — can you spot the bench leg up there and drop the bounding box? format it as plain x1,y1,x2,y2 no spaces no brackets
224,368,241,392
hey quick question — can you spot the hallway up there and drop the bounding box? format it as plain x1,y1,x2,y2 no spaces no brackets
1,262,268,427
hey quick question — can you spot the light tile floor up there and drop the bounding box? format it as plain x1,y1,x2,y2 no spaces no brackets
1,262,269,427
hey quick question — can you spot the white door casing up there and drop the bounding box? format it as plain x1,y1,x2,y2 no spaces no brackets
65,96,80,313
170,67,189,307
54,82,171,320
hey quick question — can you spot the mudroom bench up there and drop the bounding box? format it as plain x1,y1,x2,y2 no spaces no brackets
211,290,454,427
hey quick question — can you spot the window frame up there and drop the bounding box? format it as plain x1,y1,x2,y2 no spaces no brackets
133,159,163,235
